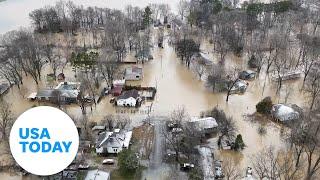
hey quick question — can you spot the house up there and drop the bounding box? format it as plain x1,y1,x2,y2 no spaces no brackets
271,104,300,122
124,66,143,81
116,89,141,107
189,117,218,134
85,169,110,180
34,89,78,103
230,80,248,94
0,83,10,96
95,129,133,154
239,70,256,80
29,82,80,104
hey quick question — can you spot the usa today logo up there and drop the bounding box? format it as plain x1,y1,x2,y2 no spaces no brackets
9,106,79,176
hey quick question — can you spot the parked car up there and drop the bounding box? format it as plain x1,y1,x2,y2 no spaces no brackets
180,163,194,171
239,70,256,80
214,160,224,179
246,167,253,177
102,159,115,165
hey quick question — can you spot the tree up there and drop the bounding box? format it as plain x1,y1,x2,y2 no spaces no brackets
225,66,240,102
206,64,226,92
192,59,206,80
175,39,200,68
256,96,273,115
251,147,280,179
143,6,152,28
116,115,131,129
0,99,13,140
234,134,245,150
103,12,127,62
305,63,320,110
98,53,119,86
204,107,237,148
162,107,189,162
222,157,241,180
102,114,115,131
118,149,139,174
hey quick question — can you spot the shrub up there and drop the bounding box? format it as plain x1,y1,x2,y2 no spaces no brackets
248,54,258,68
234,134,245,150
256,96,273,115
118,149,139,175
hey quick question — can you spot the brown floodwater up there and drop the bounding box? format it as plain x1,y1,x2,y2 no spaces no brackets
0,27,308,179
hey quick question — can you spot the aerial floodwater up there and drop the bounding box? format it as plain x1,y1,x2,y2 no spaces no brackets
1,0,309,180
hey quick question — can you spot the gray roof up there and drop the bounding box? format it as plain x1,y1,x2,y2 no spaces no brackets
272,104,300,122
118,89,139,100
36,89,78,98
0,83,9,95
36,89,54,97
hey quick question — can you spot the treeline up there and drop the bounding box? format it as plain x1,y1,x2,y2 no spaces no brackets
0,30,50,86
29,1,147,34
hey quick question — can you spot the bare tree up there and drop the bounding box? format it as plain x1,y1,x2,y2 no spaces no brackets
225,66,240,102
102,114,115,131
192,58,206,80
305,63,320,110
222,157,241,180
251,146,280,179
204,107,237,148
0,99,13,140
162,107,189,162
116,115,131,129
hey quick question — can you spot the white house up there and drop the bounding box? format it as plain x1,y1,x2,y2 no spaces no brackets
189,117,218,134
116,89,140,107
95,129,133,154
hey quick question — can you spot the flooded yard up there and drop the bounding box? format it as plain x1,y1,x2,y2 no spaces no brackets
0,0,308,179
0,27,308,179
